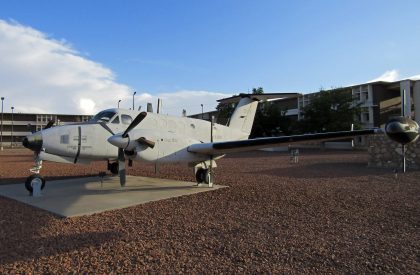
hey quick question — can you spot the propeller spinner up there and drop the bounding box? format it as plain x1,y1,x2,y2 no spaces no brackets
385,116,419,145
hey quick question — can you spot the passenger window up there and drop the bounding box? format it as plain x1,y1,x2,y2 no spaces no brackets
121,115,133,125
111,116,120,124
60,135,69,144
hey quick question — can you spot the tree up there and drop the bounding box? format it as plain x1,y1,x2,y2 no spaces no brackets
298,88,361,133
252,87,264,94
216,102,236,125
216,87,264,125
250,103,292,138
249,87,294,137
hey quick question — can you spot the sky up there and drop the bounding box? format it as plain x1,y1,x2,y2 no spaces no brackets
0,0,419,115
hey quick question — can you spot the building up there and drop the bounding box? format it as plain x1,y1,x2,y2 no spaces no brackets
0,112,91,148
189,78,419,147
189,93,301,125
299,79,420,128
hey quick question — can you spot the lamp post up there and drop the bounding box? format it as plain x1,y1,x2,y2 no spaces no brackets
201,104,203,120
118,99,121,108
132,91,136,110
10,106,14,147
1,97,4,151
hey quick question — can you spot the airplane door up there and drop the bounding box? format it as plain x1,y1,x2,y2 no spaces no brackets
79,125,94,158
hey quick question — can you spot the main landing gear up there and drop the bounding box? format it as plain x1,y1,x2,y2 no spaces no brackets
195,168,212,185
25,156,46,195
194,161,215,187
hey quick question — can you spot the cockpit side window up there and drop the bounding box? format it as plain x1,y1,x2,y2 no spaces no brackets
121,115,133,125
91,111,117,123
111,116,120,124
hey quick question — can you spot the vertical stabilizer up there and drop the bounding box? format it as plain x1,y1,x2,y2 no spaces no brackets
228,96,259,135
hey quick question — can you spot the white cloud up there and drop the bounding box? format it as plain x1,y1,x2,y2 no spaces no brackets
367,70,420,83
367,70,400,83
0,19,132,115
0,20,231,116
79,98,96,114
132,90,231,116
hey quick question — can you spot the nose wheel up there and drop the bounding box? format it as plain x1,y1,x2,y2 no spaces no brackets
26,154,46,195
25,174,46,194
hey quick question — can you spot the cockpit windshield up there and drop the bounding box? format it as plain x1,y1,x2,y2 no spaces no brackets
90,111,117,123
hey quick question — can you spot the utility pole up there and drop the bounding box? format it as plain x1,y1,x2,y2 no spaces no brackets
1,97,4,151
201,104,203,120
11,106,14,148
132,91,136,110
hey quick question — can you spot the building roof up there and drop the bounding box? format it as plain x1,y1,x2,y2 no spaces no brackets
345,77,420,89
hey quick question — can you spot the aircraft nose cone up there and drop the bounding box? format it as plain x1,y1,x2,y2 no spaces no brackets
22,131,43,151
385,117,419,145
108,135,129,149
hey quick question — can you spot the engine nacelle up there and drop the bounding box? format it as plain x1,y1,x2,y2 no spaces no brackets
385,116,419,145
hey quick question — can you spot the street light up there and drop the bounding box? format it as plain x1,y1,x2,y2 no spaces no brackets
118,99,121,108
1,97,4,151
201,104,203,120
11,106,14,147
132,91,137,110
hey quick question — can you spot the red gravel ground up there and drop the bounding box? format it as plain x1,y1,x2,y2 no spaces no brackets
0,149,419,273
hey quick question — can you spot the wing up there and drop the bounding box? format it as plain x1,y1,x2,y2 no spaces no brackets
187,129,380,155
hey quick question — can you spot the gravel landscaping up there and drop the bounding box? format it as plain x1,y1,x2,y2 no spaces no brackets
0,149,419,273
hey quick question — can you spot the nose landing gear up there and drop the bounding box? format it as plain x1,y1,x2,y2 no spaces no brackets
25,156,46,195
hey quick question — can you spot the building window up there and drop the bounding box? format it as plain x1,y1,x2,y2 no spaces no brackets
361,112,370,122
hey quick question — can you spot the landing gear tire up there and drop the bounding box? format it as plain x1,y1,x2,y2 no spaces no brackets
25,174,46,194
195,168,208,184
109,162,119,175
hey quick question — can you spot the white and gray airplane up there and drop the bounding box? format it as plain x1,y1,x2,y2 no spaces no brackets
22,94,419,193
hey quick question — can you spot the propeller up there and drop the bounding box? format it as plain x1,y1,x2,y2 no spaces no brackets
138,137,155,148
44,119,55,130
122,112,147,138
27,123,35,134
118,147,126,186
106,112,149,187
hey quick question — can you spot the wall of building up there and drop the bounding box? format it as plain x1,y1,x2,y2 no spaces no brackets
368,134,420,170
414,80,420,124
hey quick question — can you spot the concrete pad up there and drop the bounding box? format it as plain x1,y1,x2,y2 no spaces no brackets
0,176,226,217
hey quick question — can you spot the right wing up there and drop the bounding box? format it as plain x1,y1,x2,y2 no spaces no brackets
188,129,380,155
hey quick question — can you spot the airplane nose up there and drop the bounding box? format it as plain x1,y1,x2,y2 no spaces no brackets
22,131,43,151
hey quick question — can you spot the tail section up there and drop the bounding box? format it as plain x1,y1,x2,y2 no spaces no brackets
228,95,259,135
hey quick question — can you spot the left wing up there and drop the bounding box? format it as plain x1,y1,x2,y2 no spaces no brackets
187,129,380,155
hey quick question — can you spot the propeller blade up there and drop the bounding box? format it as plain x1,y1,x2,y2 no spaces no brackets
137,137,155,148
27,124,35,134
122,112,147,138
99,122,115,135
44,120,55,130
118,148,126,186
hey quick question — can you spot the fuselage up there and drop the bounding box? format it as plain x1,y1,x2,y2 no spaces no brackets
23,108,249,165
